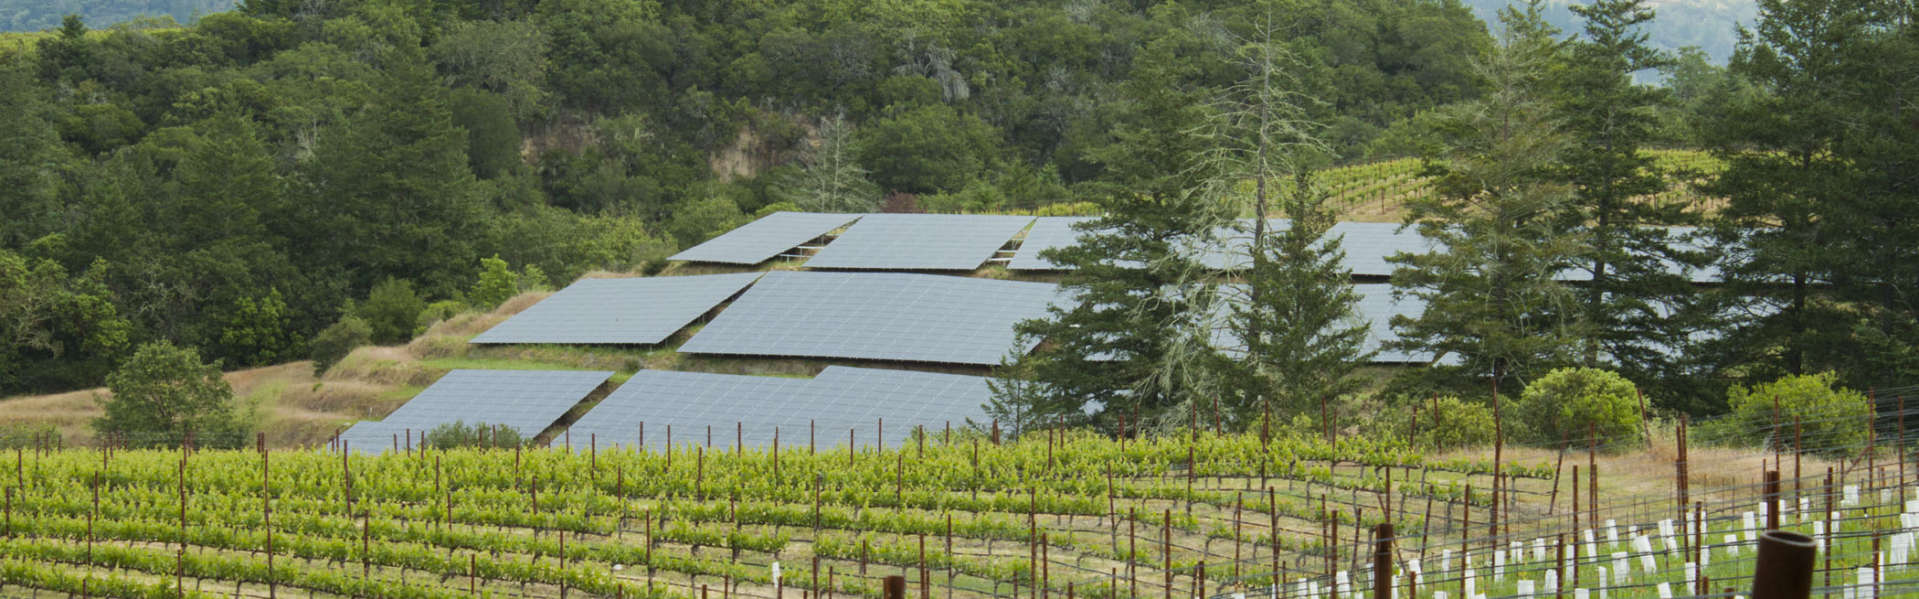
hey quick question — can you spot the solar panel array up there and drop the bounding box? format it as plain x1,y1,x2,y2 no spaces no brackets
1016,218,1431,274
1352,284,1432,363
1330,222,1432,277
678,271,1065,365
337,369,613,454
669,212,861,264
560,366,990,450
1008,217,1099,270
804,213,1035,270
470,273,761,345
1196,283,1431,364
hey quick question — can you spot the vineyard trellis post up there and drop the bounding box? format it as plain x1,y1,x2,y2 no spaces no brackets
263,436,275,599
1162,508,1171,599
1370,523,1391,599
1458,485,1468,599
1764,469,1781,530
1677,415,1689,537
1750,530,1816,599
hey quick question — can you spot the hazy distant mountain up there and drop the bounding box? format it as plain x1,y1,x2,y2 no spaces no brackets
0,0,238,32
1462,0,1759,63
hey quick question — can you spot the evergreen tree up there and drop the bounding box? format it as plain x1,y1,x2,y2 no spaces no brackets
1703,0,1919,389
1388,4,1588,393
1555,0,1705,409
999,31,1230,431
0,64,66,249
295,35,483,300
1192,20,1368,427
1217,174,1373,425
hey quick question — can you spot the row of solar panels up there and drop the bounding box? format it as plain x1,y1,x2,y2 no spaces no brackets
471,269,1430,366
668,211,1722,282
334,367,990,454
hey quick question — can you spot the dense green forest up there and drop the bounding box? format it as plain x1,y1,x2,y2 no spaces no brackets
0,0,1501,395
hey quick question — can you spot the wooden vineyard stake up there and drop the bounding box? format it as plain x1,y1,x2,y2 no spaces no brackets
1162,508,1173,599
1269,487,1280,590
1232,492,1243,581
263,443,275,599
1371,524,1392,599
1825,468,1835,590
1459,485,1469,599
1554,534,1565,599
1491,376,1503,546
1764,469,1781,530
178,448,187,597
1128,508,1138,598
361,509,371,583
696,446,706,500
1677,416,1689,527
88,472,96,575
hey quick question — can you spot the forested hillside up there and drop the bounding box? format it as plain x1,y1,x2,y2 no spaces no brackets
0,0,1496,396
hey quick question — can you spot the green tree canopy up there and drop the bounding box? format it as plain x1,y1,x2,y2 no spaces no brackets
94,341,248,449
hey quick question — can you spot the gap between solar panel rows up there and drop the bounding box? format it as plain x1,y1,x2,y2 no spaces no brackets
333,366,990,454
671,211,1717,283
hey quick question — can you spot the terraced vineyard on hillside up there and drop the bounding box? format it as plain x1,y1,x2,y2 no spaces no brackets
1308,150,1726,222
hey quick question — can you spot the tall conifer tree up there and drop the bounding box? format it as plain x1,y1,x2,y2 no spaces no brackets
1389,4,1588,392
998,30,1230,431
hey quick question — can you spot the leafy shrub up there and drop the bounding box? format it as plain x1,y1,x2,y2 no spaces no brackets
469,255,518,310
1726,372,1870,452
1421,395,1498,449
426,421,523,449
1366,395,1496,449
0,423,60,450
1515,367,1643,446
355,278,425,344
415,300,468,336
94,341,248,449
214,288,297,367
309,315,371,376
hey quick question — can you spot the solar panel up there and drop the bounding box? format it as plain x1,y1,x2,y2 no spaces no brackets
558,367,991,451
669,212,861,264
1330,222,1432,277
1008,217,1099,270
1198,283,1430,364
338,369,613,453
804,213,1035,270
806,366,992,441
334,421,400,454
470,273,761,345
1353,284,1432,363
561,370,812,450
679,271,1065,365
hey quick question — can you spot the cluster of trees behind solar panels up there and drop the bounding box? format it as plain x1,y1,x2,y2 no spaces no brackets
0,0,1501,395
995,0,1919,435
1,0,1913,422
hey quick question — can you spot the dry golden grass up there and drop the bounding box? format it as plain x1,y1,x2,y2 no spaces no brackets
0,361,320,445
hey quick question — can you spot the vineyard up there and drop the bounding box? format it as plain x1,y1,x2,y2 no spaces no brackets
1305,150,1727,223
0,407,1913,599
